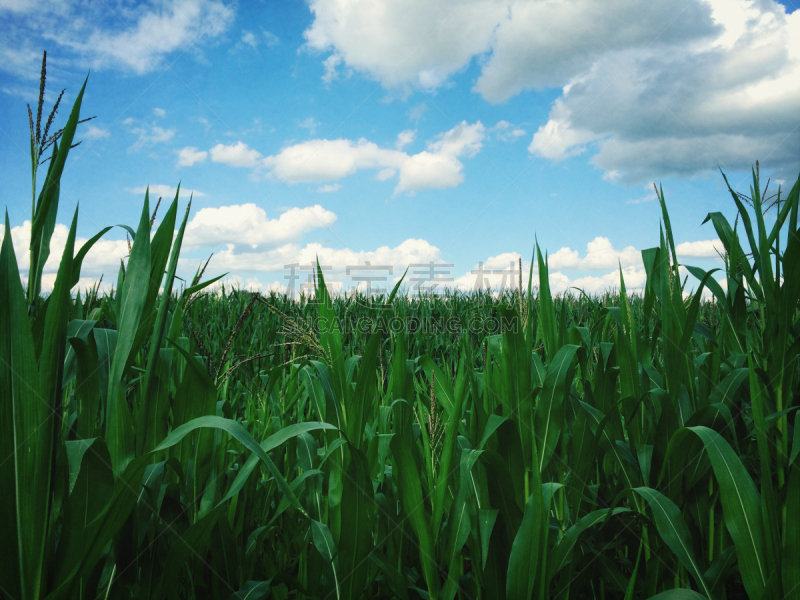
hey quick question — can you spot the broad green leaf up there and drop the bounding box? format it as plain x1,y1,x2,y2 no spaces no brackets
106,196,151,474
391,433,440,599
631,487,712,598
506,484,543,600
664,426,767,600
535,344,580,471
339,449,373,600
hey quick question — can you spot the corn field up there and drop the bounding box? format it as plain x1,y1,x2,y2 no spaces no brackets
2,63,800,600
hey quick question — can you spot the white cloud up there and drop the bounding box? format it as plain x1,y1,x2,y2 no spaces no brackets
83,124,110,140
626,186,658,204
451,252,524,292
261,121,486,193
129,184,206,198
153,107,166,117
569,266,648,295
242,30,258,49
177,146,208,167
322,54,342,84
395,129,416,150
304,0,506,91
548,236,642,271
304,0,800,182
474,1,716,102
182,204,337,248
204,237,441,276
262,30,280,47
449,236,732,297
450,249,649,296
318,183,341,192
526,1,800,181
209,141,263,168
240,28,279,51
67,0,234,74
264,139,400,182
375,168,396,181
1,1,231,78
675,239,724,258
408,103,428,122
299,117,320,135
129,124,175,152
490,120,526,141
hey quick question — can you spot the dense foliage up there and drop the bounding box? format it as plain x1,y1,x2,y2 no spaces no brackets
2,58,800,600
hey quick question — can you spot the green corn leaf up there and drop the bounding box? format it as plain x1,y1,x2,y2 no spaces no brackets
69,226,113,288
0,212,43,600
138,193,190,454
227,580,272,600
106,195,151,474
704,546,737,598
70,335,103,438
535,344,580,472
783,457,800,600
155,504,226,600
153,416,320,515
310,519,338,579
664,426,768,600
348,331,380,450
506,483,543,600
391,432,440,599
369,551,410,600
631,487,713,598
338,449,373,600
52,438,114,587
536,243,556,361
548,508,631,581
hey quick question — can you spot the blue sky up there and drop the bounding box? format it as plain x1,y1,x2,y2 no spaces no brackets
1,0,798,296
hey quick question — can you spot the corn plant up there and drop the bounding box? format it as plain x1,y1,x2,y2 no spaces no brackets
2,53,799,600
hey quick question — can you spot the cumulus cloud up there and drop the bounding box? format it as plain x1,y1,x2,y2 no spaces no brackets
261,121,486,193
408,103,428,122
322,54,342,84
182,204,337,248
304,0,800,182
299,117,320,135
450,237,655,295
526,1,800,181
210,141,263,168
239,29,279,51
318,183,341,192
205,237,441,277
548,237,641,270
395,129,416,150
241,30,258,49
304,0,506,91
153,107,166,117
490,120,526,141
474,1,716,102
83,124,110,140
177,146,209,167
0,204,336,293
128,124,175,152
675,239,724,258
